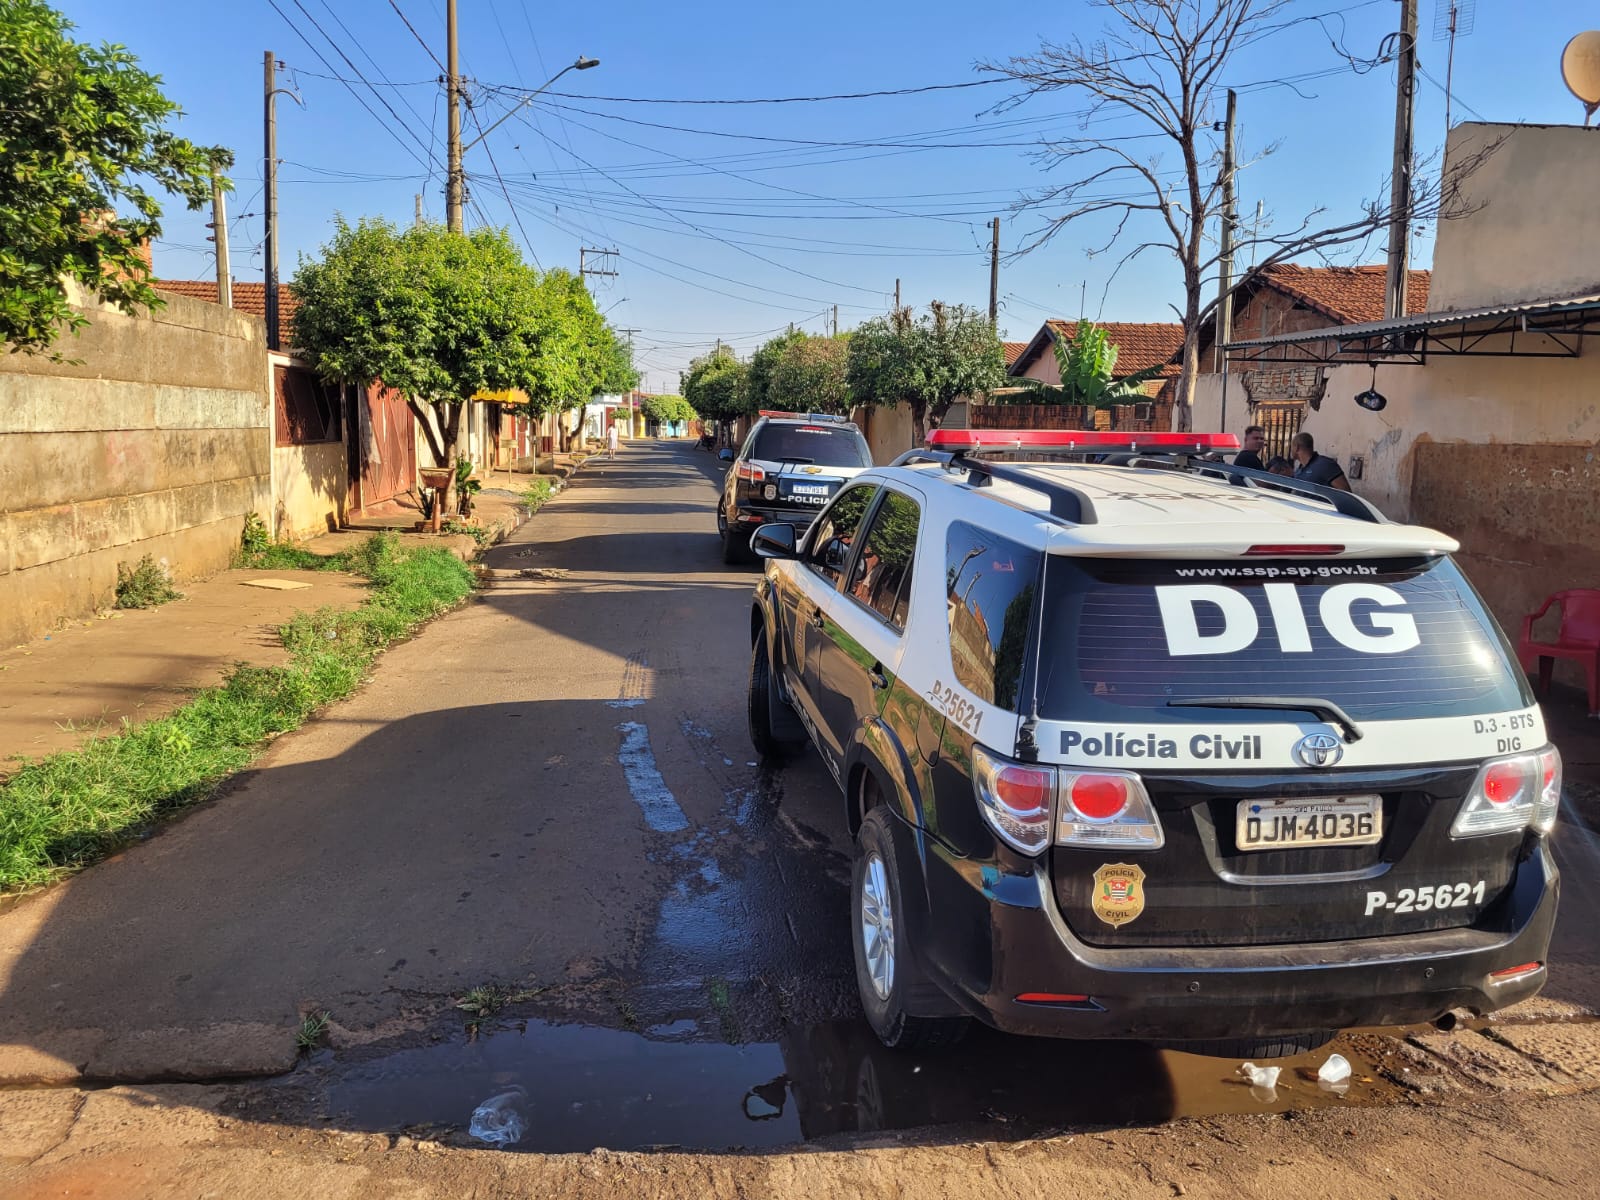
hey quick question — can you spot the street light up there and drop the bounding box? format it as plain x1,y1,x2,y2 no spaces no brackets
462,56,599,152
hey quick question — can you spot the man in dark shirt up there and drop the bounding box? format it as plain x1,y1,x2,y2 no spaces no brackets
1291,432,1351,491
1234,424,1266,471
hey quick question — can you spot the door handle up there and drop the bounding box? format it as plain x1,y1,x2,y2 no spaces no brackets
810,611,826,630
869,665,889,691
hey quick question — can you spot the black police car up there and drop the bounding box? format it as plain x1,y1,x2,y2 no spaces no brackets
716,411,872,564
742,428,1560,1057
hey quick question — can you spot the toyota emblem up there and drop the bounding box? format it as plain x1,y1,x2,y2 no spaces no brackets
1293,732,1344,768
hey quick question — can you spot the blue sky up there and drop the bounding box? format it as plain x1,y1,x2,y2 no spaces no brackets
67,0,1600,390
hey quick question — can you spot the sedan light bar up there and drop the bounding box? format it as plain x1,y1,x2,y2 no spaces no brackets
758,409,850,423
926,429,1241,454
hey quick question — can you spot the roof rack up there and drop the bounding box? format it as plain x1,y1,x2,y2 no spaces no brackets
893,428,1387,526
892,448,1097,524
1189,461,1387,525
758,409,852,424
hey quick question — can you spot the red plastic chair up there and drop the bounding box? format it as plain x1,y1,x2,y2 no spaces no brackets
1518,589,1600,716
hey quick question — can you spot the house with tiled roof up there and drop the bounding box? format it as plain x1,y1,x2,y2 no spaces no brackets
1007,319,1185,389
1001,340,1028,368
1180,263,1432,461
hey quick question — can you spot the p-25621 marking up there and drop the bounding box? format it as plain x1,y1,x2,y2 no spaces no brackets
1365,881,1486,916
926,679,982,736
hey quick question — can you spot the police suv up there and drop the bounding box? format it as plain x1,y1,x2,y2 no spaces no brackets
717,411,872,564
743,429,1560,1056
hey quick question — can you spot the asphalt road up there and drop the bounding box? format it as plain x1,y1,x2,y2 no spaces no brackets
0,441,855,1082
1,439,1598,1155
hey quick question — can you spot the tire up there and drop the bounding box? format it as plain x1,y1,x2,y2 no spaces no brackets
1155,1030,1337,1059
851,807,970,1051
722,524,750,565
747,631,806,762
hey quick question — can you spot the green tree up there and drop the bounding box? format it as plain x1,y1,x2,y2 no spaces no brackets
846,302,1004,444
0,1,221,357
768,334,852,415
1006,319,1168,408
683,347,748,442
640,394,695,426
291,218,548,467
743,327,808,415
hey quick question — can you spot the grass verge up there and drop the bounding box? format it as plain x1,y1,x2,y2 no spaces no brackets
0,533,474,893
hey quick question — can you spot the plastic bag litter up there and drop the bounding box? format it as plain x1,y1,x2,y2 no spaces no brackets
470,1087,529,1147
1237,1062,1281,1089
1318,1053,1351,1084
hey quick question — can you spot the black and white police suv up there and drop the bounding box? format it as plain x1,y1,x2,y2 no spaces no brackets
743,428,1561,1056
717,410,872,564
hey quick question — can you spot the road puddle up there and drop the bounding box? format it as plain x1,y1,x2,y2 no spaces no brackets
314,1018,1406,1153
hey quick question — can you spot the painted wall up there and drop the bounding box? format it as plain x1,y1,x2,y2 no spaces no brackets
272,441,346,541
1430,123,1600,311
852,404,917,465
0,285,270,645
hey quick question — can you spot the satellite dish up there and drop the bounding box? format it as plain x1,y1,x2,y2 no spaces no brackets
1561,31,1600,124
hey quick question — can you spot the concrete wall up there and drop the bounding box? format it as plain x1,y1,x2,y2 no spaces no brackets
853,404,917,465
1431,123,1600,311
272,442,346,540
0,284,270,645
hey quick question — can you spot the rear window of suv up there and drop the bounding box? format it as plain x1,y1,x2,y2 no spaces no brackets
1035,555,1531,723
750,423,871,468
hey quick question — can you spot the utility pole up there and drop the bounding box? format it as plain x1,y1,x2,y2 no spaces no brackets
1384,0,1418,322
894,278,900,309
415,193,424,229
209,161,231,309
989,217,1000,323
445,0,463,233
832,304,839,337
1214,89,1237,374
263,50,280,351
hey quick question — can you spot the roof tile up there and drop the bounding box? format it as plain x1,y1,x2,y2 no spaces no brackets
1258,263,1431,325
1043,319,1186,375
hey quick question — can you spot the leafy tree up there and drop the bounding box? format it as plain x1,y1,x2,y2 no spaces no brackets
683,347,748,440
640,394,695,426
768,334,852,415
0,1,221,357
292,218,549,467
846,302,1005,444
1007,319,1167,408
743,327,808,415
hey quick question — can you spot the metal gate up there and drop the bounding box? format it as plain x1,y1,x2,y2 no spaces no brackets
353,384,416,512
1254,403,1305,463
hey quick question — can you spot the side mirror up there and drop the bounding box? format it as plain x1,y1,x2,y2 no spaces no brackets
751,522,798,559
718,448,735,462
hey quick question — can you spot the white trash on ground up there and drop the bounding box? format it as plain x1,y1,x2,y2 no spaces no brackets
1318,1053,1352,1084
1236,1062,1281,1089
470,1087,529,1146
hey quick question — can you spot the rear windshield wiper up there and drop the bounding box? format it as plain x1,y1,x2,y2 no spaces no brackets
1166,695,1364,743
771,456,815,465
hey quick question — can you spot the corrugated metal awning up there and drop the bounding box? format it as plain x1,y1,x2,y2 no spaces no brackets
1222,287,1600,364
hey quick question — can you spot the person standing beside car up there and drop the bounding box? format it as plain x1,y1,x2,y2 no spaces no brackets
1234,425,1267,471
1292,431,1351,491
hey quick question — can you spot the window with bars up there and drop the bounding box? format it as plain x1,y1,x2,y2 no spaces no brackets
275,366,343,446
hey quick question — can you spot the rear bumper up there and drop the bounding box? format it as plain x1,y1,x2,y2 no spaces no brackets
918,839,1560,1040
730,503,822,530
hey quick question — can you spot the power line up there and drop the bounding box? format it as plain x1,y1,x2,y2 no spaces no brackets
387,0,446,73
465,100,543,268
485,78,1009,105
263,0,433,172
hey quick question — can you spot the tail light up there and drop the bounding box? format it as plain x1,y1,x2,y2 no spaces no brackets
1451,746,1562,838
971,748,1164,855
971,746,1054,855
1058,769,1164,849
736,462,765,482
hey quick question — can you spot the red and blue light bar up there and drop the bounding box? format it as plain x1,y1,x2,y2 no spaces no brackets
927,429,1240,453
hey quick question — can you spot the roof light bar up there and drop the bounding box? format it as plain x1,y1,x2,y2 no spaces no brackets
759,409,848,423
927,429,1240,453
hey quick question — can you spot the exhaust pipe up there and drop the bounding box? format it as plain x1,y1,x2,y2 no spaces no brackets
1432,1007,1475,1033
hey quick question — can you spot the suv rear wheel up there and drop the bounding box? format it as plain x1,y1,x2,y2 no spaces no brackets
852,806,970,1051
721,519,751,565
